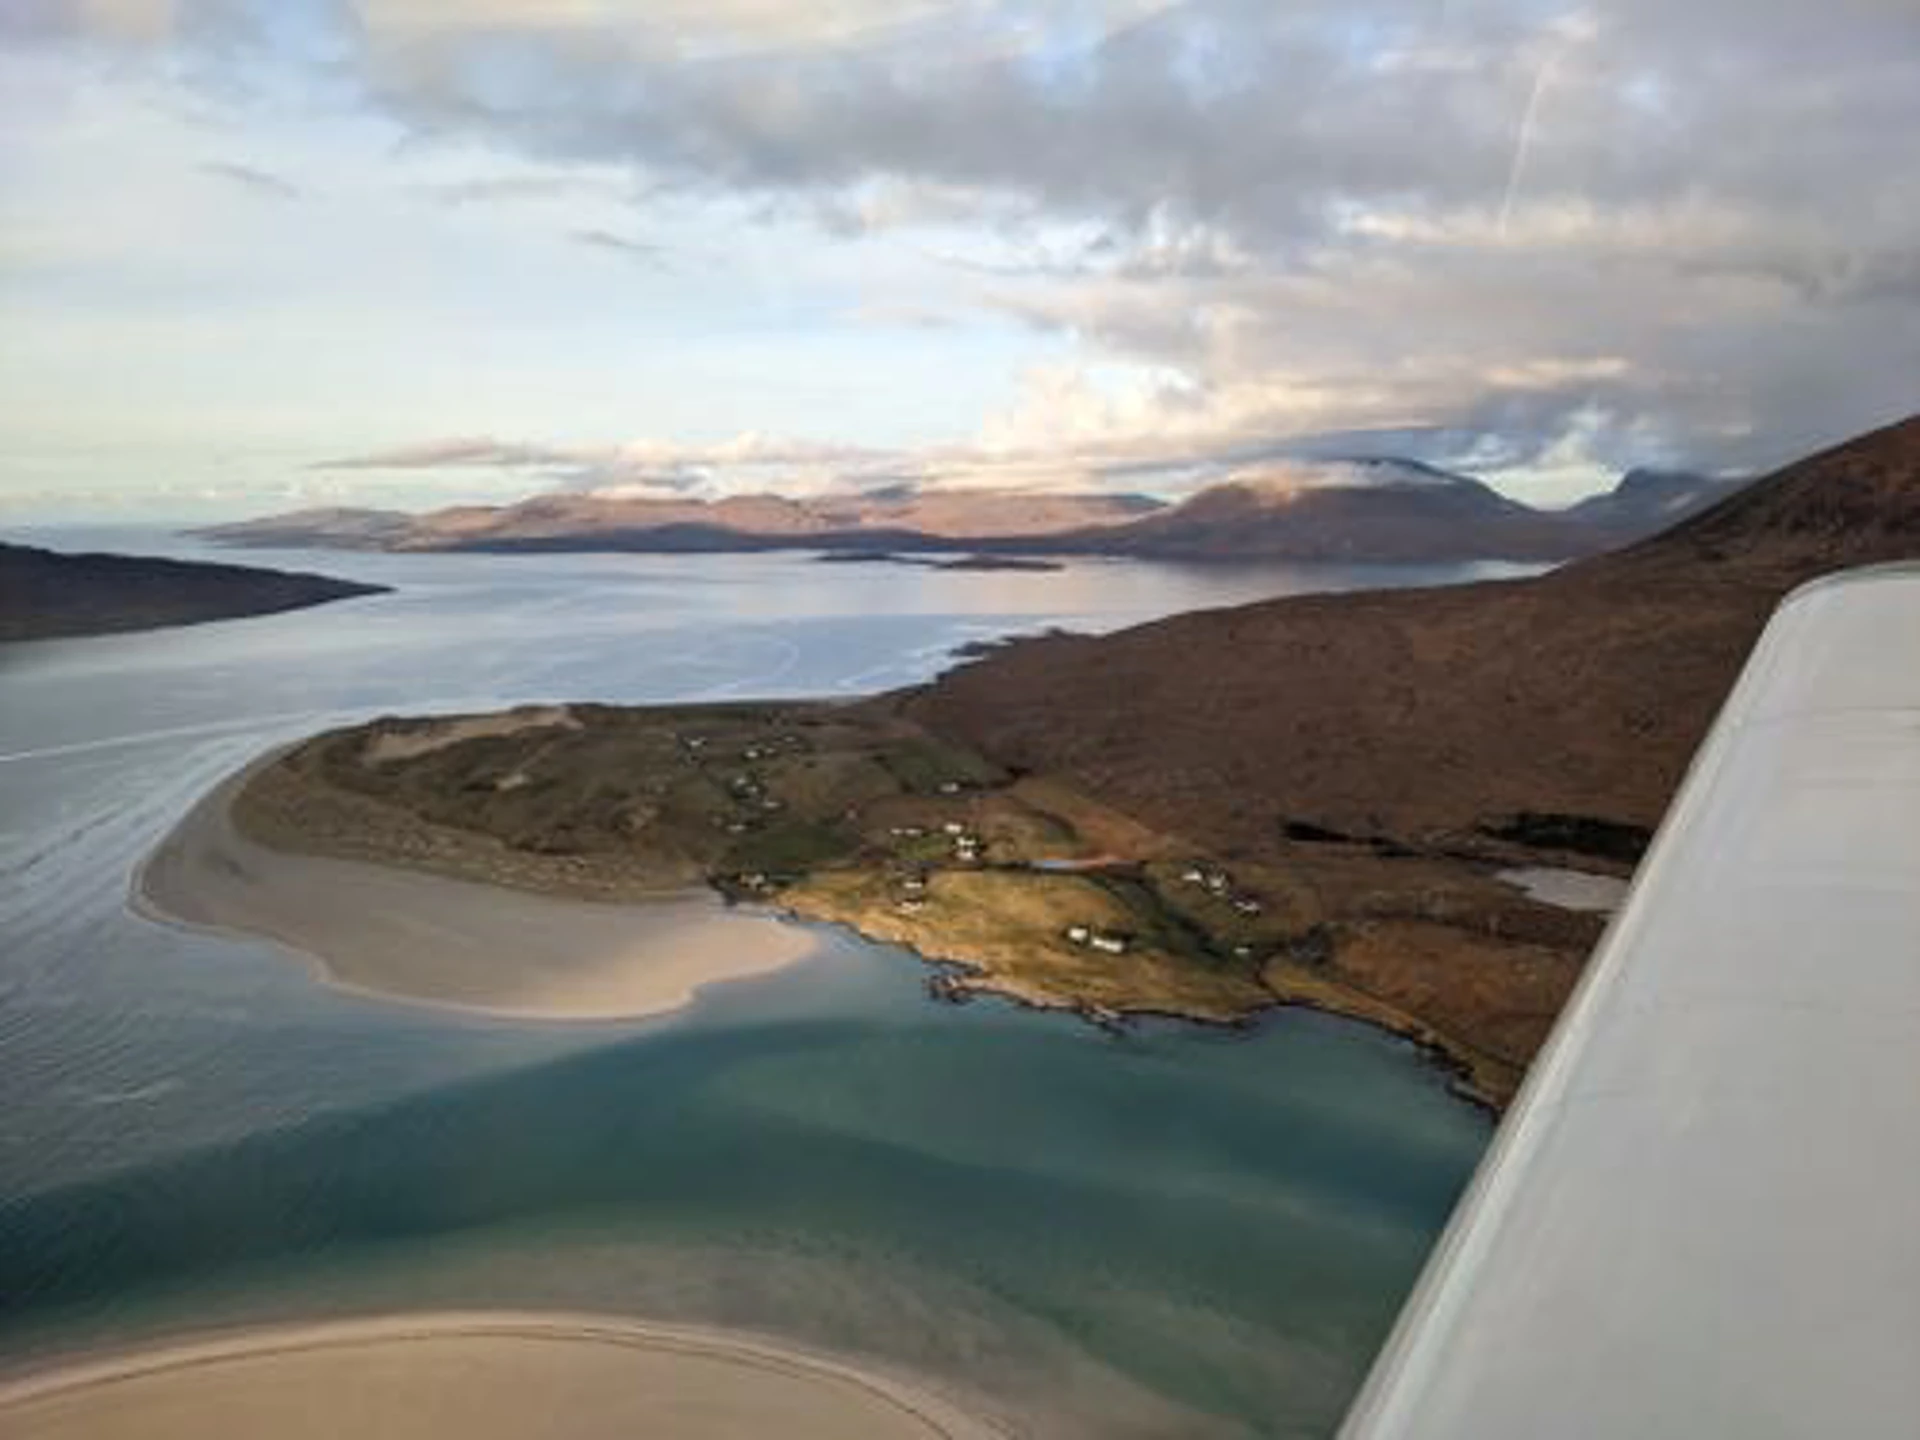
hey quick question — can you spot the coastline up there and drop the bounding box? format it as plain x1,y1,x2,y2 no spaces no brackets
134,761,818,1023
779,865,1518,1108
0,1311,1008,1440
139,725,1537,1107
915,944,1512,1112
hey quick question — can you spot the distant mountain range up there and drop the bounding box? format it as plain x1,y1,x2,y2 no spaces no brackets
201,489,1159,554
198,462,1749,565
0,542,385,642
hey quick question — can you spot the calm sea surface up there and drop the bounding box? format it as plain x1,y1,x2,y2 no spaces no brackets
0,534,1518,1437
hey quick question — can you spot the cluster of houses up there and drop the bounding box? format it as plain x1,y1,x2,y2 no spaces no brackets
674,727,808,760
1180,865,1263,917
714,771,783,819
883,817,983,864
940,820,983,863
1062,924,1131,955
893,872,930,914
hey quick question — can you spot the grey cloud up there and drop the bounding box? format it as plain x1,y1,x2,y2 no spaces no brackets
0,0,75,43
39,0,1920,478
333,1,1920,464
198,160,302,199
354,3,1913,247
50,3,1920,255
426,176,586,205
314,437,569,469
570,228,667,264
416,172,631,207
546,464,705,494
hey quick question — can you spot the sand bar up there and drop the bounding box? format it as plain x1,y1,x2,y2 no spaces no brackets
133,762,817,1021
0,1311,1007,1440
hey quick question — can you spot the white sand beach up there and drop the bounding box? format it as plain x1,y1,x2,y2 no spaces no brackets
133,763,818,1021
0,1312,1007,1440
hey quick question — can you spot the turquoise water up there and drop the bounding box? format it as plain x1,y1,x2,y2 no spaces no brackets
0,540,1499,1436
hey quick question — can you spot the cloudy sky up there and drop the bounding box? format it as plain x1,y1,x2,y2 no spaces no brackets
2,0,1916,520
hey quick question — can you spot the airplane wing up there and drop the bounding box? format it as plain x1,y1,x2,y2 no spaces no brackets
1341,564,1920,1439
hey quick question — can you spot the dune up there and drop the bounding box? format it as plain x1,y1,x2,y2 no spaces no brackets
0,1312,1007,1440
133,758,817,1022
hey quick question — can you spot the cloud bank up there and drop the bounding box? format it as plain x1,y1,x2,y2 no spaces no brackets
11,0,1919,502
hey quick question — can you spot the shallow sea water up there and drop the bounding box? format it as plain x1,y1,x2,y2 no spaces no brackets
0,536,1507,1436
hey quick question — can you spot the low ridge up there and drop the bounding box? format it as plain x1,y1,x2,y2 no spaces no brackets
0,543,387,642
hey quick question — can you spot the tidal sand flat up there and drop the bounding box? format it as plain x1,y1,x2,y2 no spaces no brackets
0,1312,1005,1440
135,757,815,1021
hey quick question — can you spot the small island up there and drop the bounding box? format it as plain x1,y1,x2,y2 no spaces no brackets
813,551,1065,572
141,699,1617,1104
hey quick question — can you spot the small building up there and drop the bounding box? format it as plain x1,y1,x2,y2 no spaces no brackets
1065,925,1092,945
942,821,967,836
1089,934,1130,955
1233,898,1263,916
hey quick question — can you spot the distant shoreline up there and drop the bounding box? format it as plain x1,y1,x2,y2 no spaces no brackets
134,755,817,1023
0,541,385,643
0,1311,1008,1440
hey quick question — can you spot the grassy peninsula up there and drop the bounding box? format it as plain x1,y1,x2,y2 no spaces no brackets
232,699,1605,1105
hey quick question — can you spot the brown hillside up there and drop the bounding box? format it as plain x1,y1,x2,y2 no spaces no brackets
1067,469,1578,562
909,414,1920,858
